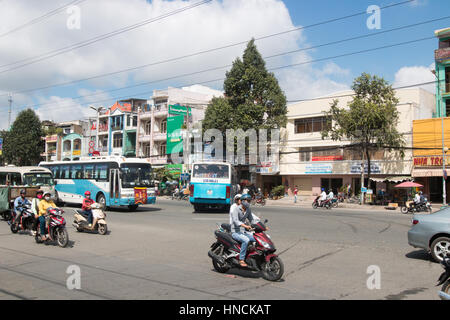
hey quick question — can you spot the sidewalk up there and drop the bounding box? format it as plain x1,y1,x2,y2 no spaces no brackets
264,196,406,214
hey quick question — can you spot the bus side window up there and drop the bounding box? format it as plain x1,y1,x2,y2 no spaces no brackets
11,173,21,186
0,172,6,185
70,165,83,180
60,165,70,179
83,164,95,180
96,163,108,181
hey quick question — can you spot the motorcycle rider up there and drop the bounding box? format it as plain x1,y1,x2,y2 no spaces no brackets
319,188,327,206
30,190,44,236
13,189,31,226
37,192,57,241
81,191,94,228
229,194,255,268
413,192,421,210
327,189,334,201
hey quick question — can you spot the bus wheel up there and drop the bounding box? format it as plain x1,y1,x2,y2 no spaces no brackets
97,193,106,209
194,204,201,212
128,205,138,211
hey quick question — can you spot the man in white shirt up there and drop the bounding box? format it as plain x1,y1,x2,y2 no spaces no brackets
320,188,327,206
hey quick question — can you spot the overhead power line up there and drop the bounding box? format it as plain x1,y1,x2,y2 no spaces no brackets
0,0,419,98
0,0,87,38
11,35,436,112
0,0,213,75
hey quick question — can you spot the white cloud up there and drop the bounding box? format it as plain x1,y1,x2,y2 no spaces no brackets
0,0,352,128
393,64,435,93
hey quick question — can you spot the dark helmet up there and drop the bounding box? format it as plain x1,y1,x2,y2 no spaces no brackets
241,194,251,201
20,189,26,195
36,190,44,196
321,188,325,191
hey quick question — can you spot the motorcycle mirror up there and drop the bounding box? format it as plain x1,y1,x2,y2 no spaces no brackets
264,219,268,223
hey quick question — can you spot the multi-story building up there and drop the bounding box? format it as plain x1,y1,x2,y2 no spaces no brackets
412,27,450,203
136,85,223,171
278,87,435,200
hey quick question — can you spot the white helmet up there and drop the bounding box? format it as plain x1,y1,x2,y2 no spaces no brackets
234,194,242,201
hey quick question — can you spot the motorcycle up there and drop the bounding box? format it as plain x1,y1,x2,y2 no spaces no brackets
312,197,332,210
401,199,432,214
73,202,108,235
330,197,339,208
208,219,284,281
35,207,69,248
172,191,189,201
9,204,35,234
437,256,450,300
251,195,266,206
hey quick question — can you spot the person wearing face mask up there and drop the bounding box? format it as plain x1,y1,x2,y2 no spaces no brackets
30,190,44,236
37,192,57,241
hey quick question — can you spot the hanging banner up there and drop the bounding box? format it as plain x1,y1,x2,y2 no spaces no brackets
168,105,191,116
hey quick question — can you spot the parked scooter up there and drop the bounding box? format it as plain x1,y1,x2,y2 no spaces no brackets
35,207,69,248
312,196,332,210
73,202,108,235
401,199,432,214
251,195,266,206
437,256,450,300
9,203,35,234
208,219,284,281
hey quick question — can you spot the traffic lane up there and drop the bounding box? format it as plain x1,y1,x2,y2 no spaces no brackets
150,200,442,299
0,201,441,300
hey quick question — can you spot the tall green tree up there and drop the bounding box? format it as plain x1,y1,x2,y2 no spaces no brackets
203,38,287,136
3,109,44,166
321,73,406,186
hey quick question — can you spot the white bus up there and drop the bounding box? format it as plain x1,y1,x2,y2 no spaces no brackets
39,157,156,210
0,166,56,196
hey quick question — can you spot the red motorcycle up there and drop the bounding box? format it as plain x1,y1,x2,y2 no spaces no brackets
35,207,69,248
208,219,284,281
312,196,332,209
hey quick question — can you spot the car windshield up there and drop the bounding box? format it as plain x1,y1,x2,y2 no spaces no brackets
192,164,229,179
120,164,153,188
23,173,54,186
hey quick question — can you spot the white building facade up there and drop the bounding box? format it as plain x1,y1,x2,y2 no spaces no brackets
279,87,435,200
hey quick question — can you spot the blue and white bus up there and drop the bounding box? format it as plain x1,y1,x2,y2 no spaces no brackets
189,162,237,212
40,157,156,210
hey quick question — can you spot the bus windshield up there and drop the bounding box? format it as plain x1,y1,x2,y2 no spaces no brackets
192,164,229,179
23,173,54,186
120,163,153,188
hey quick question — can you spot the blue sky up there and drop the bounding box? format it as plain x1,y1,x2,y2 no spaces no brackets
282,0,449,87
0,0,449,128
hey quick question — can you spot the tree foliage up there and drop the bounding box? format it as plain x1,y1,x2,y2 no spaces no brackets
321,73,406,183
203,39,287,134
3,109,44,166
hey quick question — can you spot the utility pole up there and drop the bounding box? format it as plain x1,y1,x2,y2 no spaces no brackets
8,94,12,130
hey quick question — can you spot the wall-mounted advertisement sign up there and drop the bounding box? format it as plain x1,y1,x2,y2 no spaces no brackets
168,105,191,116
350,162,381,174
167,115,184,154
305,163,332,174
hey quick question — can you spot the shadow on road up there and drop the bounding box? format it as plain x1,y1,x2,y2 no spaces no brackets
405,249,433,262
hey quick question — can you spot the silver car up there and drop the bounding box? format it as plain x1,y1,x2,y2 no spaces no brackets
408,207,450,262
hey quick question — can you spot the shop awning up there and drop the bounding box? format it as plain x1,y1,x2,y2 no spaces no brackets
412,168,448,177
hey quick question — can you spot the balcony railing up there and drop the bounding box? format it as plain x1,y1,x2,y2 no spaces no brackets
98,124,108,132
436,48,450,62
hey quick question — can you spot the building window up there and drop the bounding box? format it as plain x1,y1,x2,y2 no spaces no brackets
294,117,331,134
159,143,166,156
133,116,137,127
446,99,450,117
299,147,311,162
144,121,151,135
160,120,167,133
144,144,151,157
113,133,123,148
446,67,450,94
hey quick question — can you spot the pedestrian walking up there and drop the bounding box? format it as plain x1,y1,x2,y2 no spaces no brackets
294,185,298,203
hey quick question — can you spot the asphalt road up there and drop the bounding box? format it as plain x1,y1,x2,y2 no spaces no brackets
0,199,444,300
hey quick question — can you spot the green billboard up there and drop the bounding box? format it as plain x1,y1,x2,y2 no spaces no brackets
167,115,184,154
169,105,191,116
